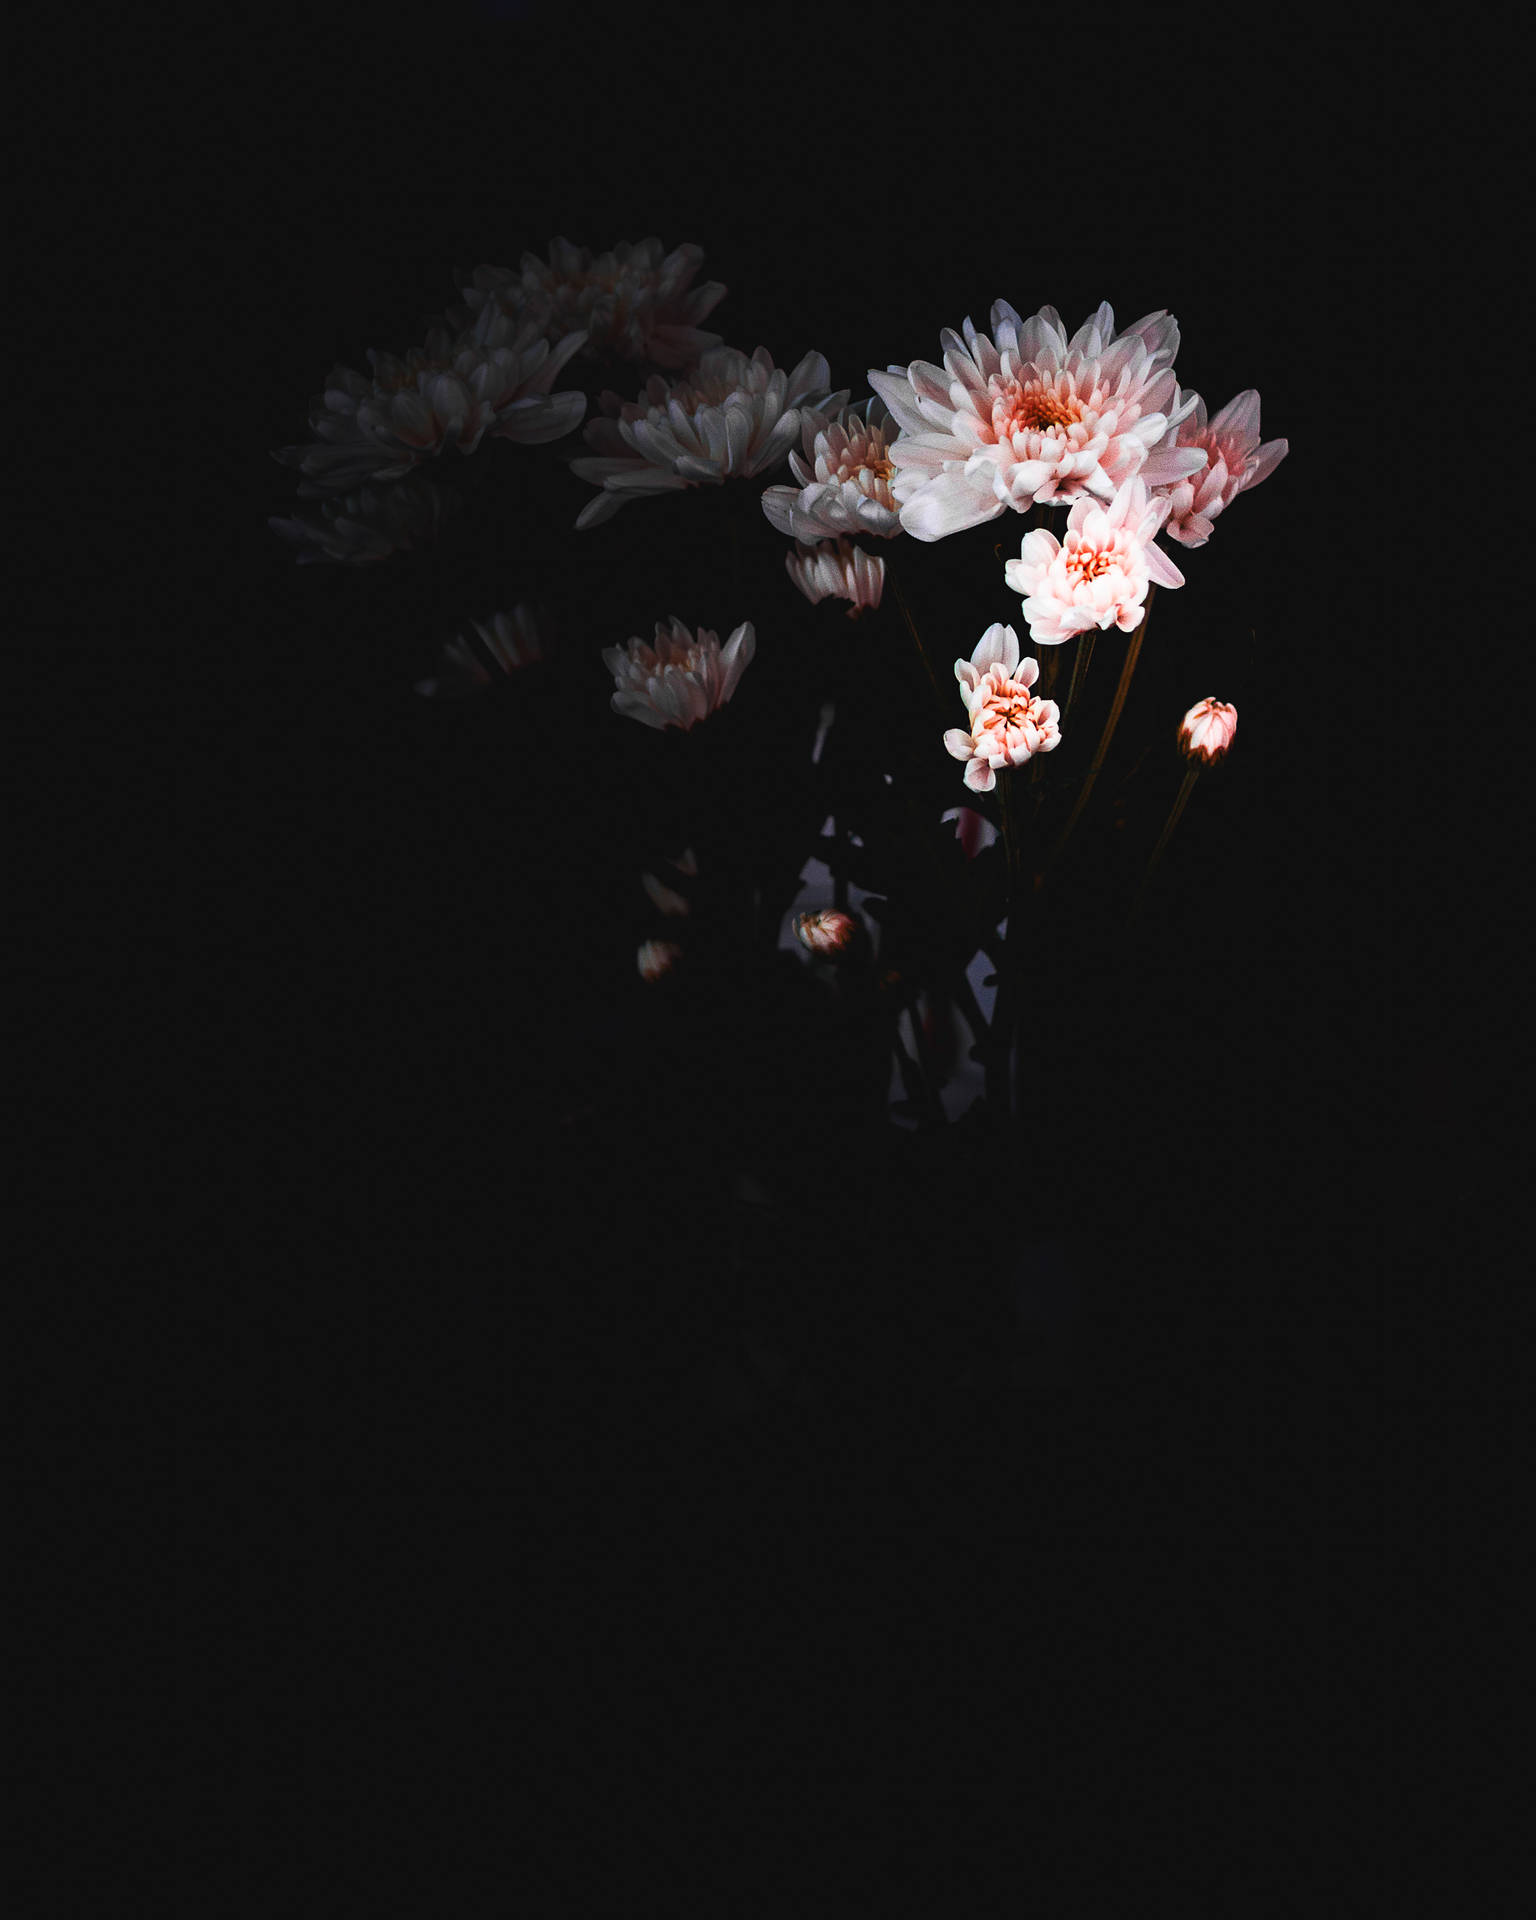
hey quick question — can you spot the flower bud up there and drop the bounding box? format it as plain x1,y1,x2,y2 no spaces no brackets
1178,697,1238,765
793,909,863,960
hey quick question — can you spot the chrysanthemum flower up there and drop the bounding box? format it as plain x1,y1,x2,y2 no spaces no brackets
1157,387,1288,548
943,624,1061,793
570,346,844,529
1003,475,1185,646
793,909,863,958
760,396,903,543
1178,697,1238,764
868,301,1207,541
415,605,543,698
637,939,684,983
273,311,588,496
269,473,458,564
452,238,727,370
603,618,756,730
784,538,885,616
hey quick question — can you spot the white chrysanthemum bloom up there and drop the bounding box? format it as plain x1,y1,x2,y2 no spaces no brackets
570,346,845,529
603,618,756,730
1003,475,1185,646
415,605,543,698
273,311,588,496
269,473,458,564
943,624,1061,794
1157,387,1289,548
637,939,684,983
452,238,727,370
1179,698,1238,765
784,538,886,616
868,301,1208,541
760,396,903,543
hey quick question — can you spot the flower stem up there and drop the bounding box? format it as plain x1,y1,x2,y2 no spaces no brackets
1048,584,1156,875
1136,763,1200,910
1062,630,1096,729
986,769,1026,1119
891,575,945,721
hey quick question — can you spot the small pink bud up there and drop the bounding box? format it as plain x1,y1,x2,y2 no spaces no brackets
793,909,862,959
1178,698,1238,765
637,939,684,983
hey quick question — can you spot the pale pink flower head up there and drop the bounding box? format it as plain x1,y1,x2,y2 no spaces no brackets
602,618,755,730
270,472,458,565
453,239,727,371
1159,387,1289,548
867,301,1208,542
1003,475,1185,646
943,623,1061,794
415,603,543,698
784,538,886,617
1178,697,1238,765
793,908,864,960
637,939,684,983
273,311,588,496
761,396,903,543
570,345,845,528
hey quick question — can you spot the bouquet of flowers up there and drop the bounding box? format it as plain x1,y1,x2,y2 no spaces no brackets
270,238,1286,1154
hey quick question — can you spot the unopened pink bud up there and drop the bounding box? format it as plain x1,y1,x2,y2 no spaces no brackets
1178,697,1238,765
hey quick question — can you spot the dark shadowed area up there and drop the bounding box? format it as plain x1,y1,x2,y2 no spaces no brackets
24,9,1371,1906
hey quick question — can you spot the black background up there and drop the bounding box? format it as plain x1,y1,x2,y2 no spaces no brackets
27,6,1373,1905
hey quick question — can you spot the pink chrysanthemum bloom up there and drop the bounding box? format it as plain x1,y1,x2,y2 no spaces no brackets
273,311,588,496
637,939,684,983
1157,387,1289,548
415,605,543,699
1003,475,1185,646
451,238,727,371
269,472,458,564
868,301,1207,541
603,618,756,731
784,538,886,617
794,909,863,959
1178,698,1238,764
570,345,845,529
943,624,1061,794
760,396,903,543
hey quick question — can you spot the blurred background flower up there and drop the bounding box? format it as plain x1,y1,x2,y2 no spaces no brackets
784,538,885,615
760,395,903,543
268,473,459,565
603,618,756,730
570,345,844,528
450,237,727,371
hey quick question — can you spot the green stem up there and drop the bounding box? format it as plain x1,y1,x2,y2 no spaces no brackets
1136,763,1200,911
1062,630,1096,729
891,575,946,722
1048,584,1156,875
986,769,1026,1119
